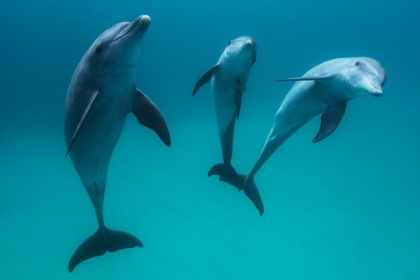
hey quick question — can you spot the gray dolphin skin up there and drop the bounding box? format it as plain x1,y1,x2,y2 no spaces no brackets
220,57,387,216
64,15,171,272
192,36,261,213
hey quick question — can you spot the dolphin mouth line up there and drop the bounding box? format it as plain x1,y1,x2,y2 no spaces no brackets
362,68,382,92
108,19,142,46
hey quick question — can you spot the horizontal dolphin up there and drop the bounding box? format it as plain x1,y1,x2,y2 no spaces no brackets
220,57,387,215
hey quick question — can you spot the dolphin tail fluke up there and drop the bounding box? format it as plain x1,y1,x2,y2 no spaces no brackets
219,174,264,216
209,164,265,216
68,227,142,272
208,163,242,190
218,173,247,190
244,177,265,216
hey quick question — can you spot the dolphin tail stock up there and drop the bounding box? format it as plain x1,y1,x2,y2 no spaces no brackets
68,227,143,272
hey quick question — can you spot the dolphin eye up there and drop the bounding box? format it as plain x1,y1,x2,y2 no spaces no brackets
95,45,103,54
355,61,360,66
227,40,232,46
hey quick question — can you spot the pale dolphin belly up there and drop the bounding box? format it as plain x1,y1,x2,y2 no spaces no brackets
248,82,328,178
273,82,328,133
64,85,129,188
212,79,236,132
66,112,126,189
211,76,237,165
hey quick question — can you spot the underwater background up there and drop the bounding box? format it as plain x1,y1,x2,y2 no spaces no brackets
1,0,419,279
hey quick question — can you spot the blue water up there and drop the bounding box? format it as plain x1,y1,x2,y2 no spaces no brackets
1,0,419,279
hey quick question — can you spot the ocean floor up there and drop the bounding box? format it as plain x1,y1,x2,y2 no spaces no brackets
0,114,419,279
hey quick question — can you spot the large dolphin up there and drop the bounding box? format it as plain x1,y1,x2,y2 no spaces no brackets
192,36,259,210
64,15,171,272
220,57,387,215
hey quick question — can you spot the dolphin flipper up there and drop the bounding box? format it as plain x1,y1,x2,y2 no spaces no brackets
66,90,99,156
68,227,143,272
313,102,347,143
193,64,220,95
133,89,171,147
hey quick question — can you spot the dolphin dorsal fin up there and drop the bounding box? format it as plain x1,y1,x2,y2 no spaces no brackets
132,89,171,147
66,90,99,156
313,102,347,143
192,64,220,96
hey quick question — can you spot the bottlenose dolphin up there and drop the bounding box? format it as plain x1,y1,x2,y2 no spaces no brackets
192,36,259,210
64,15,171,272
220,57,387,215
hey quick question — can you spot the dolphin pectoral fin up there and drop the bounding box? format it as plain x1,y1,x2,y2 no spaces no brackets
133,89,171,147
313,102,347,143
68,227,143,272
66,90,99,156
193,64,219,96
235,79,243,119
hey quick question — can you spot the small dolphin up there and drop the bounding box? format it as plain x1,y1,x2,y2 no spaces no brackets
192,36,259,210
220,57,387,215
64,15,171,272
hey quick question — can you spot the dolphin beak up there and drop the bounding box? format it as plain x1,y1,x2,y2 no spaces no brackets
243,38,254,50
108,15,151,45
130,15,150,36
371,88,383,97
362,69,384,98
370,78,384,97
243,37,256,63
137,15,151,33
